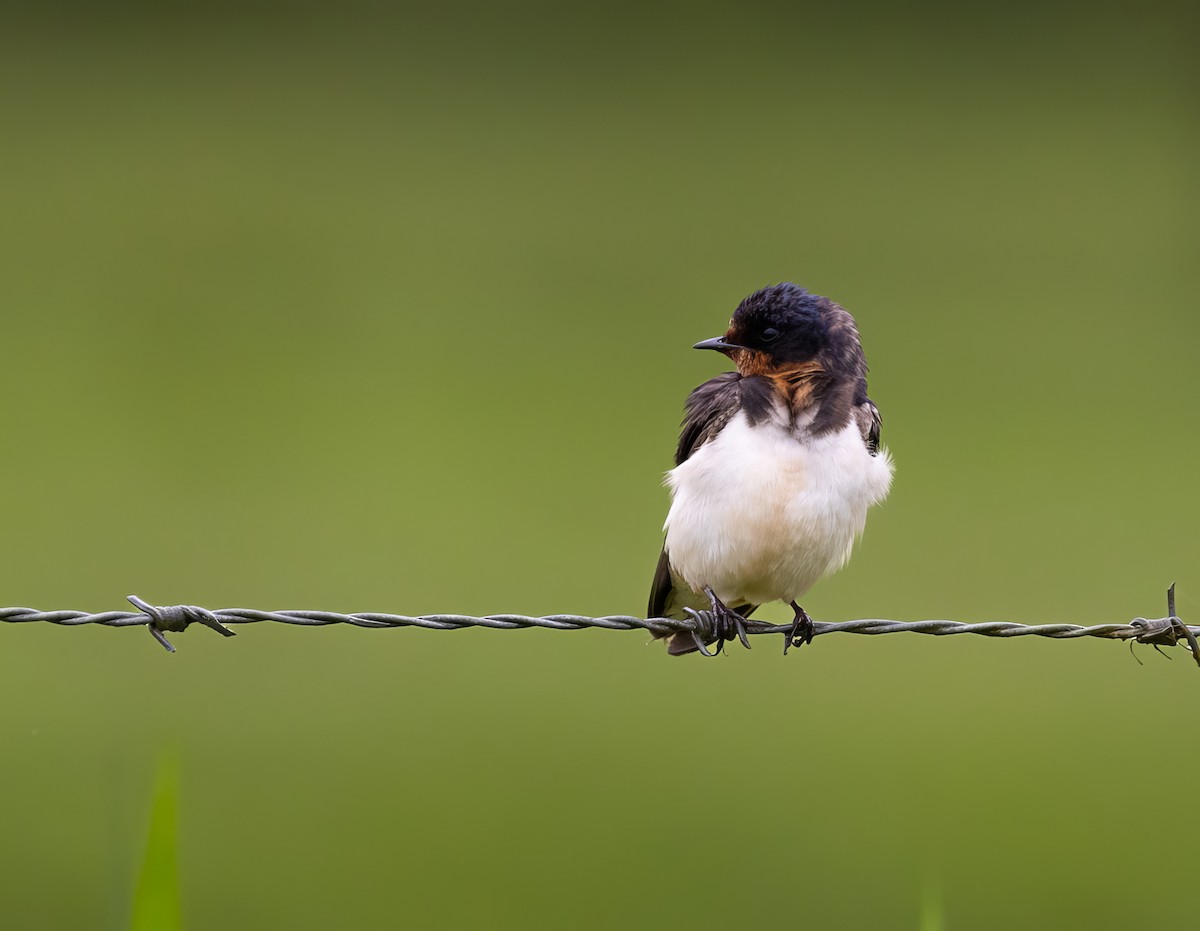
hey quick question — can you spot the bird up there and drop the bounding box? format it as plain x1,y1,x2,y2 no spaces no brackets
648,282,893,656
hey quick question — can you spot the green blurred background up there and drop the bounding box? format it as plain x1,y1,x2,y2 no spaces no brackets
2,2,1197,927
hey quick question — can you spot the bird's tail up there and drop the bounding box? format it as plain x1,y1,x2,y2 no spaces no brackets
658,628,714,657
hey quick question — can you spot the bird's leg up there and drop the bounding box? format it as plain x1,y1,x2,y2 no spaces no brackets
784,601,815,655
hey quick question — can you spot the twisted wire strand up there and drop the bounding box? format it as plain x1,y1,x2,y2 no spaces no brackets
0,607,1166,638
1,592,1196,663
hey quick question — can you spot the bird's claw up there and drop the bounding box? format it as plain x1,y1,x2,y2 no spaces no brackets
784,601,815,655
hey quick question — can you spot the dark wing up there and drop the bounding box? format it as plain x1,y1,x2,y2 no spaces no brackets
649,373,757,651
647,546,677,621
674,372,742,465
854,398,883,455
651,373,743,620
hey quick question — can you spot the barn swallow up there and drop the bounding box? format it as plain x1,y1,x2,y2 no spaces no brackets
648,283,893,656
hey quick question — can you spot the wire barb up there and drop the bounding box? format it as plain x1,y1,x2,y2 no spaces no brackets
126,595,237,654
0,587,1192,667
1128,583,1200,667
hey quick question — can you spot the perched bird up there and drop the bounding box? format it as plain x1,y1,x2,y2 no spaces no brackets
649,283,893,656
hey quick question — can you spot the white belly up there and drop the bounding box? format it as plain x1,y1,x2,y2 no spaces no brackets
663,411,893,607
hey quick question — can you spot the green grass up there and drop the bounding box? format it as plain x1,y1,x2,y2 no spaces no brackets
920,873,945,931
130,755,182,931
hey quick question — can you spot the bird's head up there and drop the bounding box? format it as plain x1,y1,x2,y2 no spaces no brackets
695,283,832,377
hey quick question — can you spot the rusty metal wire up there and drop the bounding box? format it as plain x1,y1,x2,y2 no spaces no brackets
0,587,1195,664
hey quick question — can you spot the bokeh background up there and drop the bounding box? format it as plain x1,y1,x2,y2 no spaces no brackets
2,2,1197,927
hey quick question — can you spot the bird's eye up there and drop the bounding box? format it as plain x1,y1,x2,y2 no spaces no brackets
761,327,779,342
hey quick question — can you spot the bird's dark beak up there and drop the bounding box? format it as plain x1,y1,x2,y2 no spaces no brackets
693,336,744,354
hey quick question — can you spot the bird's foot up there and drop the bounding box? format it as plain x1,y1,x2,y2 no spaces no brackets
704,587,752,652
784,601,815,655
681,588,751,657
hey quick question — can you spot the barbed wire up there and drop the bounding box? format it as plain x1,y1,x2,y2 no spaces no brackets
1,587,1195,665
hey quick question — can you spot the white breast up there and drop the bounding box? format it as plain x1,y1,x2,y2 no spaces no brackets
663,407,893,607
